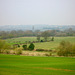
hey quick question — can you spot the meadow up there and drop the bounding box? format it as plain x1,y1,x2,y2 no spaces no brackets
6,37,75,50
0,54,75,75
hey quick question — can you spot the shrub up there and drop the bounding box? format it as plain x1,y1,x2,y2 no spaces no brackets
50,53,52,56
36,49,45,51
40,40,43,42
0,40,11,53
45,53,50,56
5,50,10,54
22,45,27,50
36,49,52,52
45,53,52,56
13,44,20,49
57,41,75,56
15,48,22,55
18,44,20,47
70,44,75,56
28,43,35,51
51,37,54,41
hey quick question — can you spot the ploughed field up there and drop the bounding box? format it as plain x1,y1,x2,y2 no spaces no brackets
6,37,75,50
0,54,75,75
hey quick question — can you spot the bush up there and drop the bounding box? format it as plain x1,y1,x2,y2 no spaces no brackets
36,49,52,52
28,43,35,51
51,37,54,41
40,40,43,42
0,40,11,53
45,53,50,56
22,45,27,50
50,53,52,56
15,48,22,55
36,49,45,51
18,44,20,47
5,50,10,54
57,41,75,56
70,44,75,56
13,44,20,49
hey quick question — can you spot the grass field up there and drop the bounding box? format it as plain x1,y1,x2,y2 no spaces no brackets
6,37,37,45
0,54,75,75
6,37,75,50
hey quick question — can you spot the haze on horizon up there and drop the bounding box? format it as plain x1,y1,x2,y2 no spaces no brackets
0,0,75,26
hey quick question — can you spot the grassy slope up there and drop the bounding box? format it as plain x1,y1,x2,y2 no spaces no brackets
34,37,75,50
6,37,75,50
6,37,37,45
0,54,75,75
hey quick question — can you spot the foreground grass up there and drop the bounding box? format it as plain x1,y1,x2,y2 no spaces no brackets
0,54,75,75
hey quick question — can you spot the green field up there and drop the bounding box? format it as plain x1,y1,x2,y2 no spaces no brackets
0,54,75,75
6,37,75,50
6,37,37,45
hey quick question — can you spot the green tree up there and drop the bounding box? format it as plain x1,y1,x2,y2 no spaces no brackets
41,31,50,42
28,43,35,51
37,35,40,42
22,45,27,50
51,37,54,41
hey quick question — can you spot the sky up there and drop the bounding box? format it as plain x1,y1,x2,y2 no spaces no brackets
0,0,75,25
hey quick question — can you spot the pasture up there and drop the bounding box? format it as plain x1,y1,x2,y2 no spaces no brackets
0,54,75,75
6,37,75,50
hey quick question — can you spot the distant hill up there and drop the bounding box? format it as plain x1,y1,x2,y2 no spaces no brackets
0,25,75,31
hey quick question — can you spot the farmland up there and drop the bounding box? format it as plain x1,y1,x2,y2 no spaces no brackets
6,37,75,50
0,54,75,75
0,37,75,75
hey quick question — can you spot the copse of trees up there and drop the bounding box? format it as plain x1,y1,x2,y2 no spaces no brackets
57,41,75,56
36,31,55,42
22,43,35,51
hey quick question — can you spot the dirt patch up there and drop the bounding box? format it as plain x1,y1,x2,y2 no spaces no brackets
33,67,74,72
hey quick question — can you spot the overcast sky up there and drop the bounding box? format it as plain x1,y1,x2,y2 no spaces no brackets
0,0,75,25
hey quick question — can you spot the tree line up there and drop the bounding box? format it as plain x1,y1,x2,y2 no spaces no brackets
0,28,75,39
